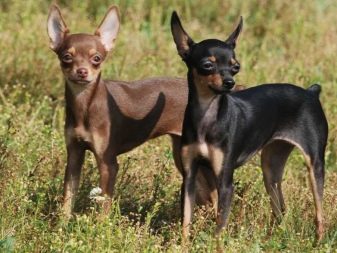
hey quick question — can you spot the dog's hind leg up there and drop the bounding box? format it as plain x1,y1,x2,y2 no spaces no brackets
302,150,325,242
263,137,326,242
282,134,326,242
261,140,294,223
291,138,325,242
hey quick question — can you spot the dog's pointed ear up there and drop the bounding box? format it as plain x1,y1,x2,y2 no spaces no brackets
95,6,120,52
47,4,69,51
171,11,195,60
224,16,243,48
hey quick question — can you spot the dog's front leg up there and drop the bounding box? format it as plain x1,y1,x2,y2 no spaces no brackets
96,155,119,215
181,145,198,241
63,142,85,218
215,168,234,235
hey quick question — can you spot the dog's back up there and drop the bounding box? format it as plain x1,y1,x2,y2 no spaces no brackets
222,83,328,167
102,77,187,154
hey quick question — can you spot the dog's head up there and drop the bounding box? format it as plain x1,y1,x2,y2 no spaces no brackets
47,5,120,87
171,12,242,95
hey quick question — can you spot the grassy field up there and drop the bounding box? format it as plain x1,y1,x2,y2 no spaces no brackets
1,0,337,252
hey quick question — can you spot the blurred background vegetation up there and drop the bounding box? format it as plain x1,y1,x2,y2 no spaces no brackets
0,0,337,252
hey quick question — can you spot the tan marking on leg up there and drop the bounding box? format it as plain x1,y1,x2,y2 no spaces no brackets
307,160,324,241
181,143,200,240
180,144,195,240
181,145,194,173
210,188,218,216
181,143,203,171
209,145,224,177
181,143,225,231
199,142,208,157
182,143,224,172
273,137,324,240
200,144,224,216
288,144,324,241
182,190,194,239
208,145,224,217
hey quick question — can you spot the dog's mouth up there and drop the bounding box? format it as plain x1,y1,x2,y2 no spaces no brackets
68,78,92,85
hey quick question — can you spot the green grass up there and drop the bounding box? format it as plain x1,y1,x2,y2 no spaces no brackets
1,0,337,252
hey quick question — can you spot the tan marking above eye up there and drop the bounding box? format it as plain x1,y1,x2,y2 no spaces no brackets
67,47,76,55
208,56,216,62
89,48,97,56
230,58,237,65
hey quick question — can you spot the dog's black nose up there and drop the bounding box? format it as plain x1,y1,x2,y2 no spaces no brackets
223,78,235,89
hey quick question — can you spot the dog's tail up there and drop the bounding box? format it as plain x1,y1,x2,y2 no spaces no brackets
307,83,321,97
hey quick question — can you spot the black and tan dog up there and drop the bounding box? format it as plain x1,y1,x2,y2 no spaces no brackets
171,11,328,242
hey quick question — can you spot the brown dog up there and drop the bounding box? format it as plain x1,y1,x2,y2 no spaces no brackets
47,5,243,217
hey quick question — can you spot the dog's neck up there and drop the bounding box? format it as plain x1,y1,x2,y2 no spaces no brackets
187,70,222,116
184,71,230,139
65,73,103,127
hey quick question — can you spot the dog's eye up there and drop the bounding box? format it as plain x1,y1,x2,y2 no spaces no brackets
202,61,214,70
62,53,73,63
91,55,102,65
232,63,240,73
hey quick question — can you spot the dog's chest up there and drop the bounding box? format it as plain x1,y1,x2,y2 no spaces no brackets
66,123,109,156
181,97,225,174
196,98,221,142
181,142,224,176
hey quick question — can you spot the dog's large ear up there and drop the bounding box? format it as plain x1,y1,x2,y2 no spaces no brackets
47,5,69,51
95,6,120,52
224,16,243,49
171,11,195,60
